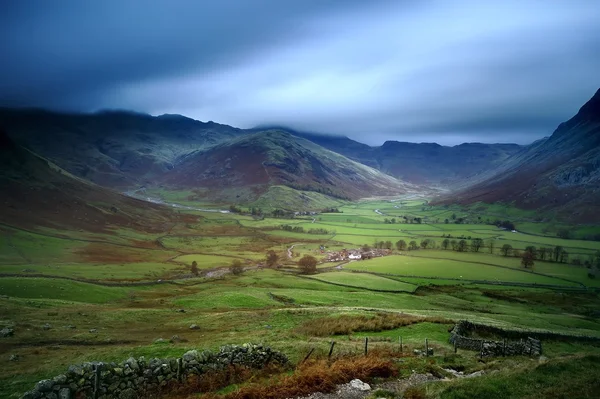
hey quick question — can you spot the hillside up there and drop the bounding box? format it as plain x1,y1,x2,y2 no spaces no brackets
0,129,184,233
0,108,243,188
157,130,416,203
254,126,521,185
441,88,600,223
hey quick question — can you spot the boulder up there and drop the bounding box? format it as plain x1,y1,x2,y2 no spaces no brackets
35,379,54,392
58,388,72,399
349,379,371,391
189,324,200,330
42,323,52,331
1,328,14,337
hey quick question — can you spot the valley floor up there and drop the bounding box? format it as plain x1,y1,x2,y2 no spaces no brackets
1,197,600,398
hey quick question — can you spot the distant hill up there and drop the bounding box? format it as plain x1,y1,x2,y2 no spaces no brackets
0,108,243,188
440,88,600,223
157,130,416,202
253,126,521,185
0,129,182,232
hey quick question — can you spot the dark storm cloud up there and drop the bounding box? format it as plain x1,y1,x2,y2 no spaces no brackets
1,0,599,145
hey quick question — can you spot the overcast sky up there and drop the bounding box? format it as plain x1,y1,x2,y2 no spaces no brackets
1,0,599,145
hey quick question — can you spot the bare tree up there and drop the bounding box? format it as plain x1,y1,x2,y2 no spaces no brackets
266,250,279,268
230,260,244,275
298,255,318,274
500,244,513,257
191,261,199,276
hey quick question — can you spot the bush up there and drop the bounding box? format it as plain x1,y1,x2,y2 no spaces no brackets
230,260,244,275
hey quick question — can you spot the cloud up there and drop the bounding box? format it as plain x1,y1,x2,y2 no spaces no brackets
1,0,599,145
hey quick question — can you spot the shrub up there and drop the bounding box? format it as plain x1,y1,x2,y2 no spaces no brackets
230,260,244,275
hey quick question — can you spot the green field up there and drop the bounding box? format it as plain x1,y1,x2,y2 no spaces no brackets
1,196,600,398
306,271,418,292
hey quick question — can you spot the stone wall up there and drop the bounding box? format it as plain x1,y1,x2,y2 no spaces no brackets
449,321,542,357
22,343,289,399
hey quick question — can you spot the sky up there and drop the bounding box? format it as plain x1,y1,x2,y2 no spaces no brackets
1,0,599,146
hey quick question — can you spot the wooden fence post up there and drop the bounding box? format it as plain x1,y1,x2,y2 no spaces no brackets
399,336,403,353
503,339,506,357
328,341,336,359
364,337,369,356
301,348,315,365
454,340,457,354
425,339,429,357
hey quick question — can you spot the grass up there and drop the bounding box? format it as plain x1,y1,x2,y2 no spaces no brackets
2,196,600,398
307,271,417,292
345,256,579,286
430,355,600,399
0,278,138,303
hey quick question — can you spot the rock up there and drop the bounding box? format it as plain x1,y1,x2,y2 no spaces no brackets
349,379,371,391
58,387,72,399
42,323,52,331
189,324,200,330
9,354,19,361
35,379,54,392
182,350,198,362
65,325,76,329
1,327,14,337
427,348,434,356
22,391,42,399
52,374,67,384
154,338,167,344
177,309,186,313
413,349,422,355
171,335,183,344
125,357,139,371
89,329,98,333
67,364,84,377
465,370,484,378
46,393,58,399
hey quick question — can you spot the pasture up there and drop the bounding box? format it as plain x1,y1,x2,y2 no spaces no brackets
1,196,600,398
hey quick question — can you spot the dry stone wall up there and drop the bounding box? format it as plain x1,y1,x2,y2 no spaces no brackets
22,343,288,399
449,321,542,357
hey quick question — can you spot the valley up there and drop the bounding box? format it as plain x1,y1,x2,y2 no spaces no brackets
1,91,599,398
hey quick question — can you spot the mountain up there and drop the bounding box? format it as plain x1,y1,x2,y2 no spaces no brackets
157,130,416,203
252,126,521,186
0,108,244,188
0,129,181,233
441,88,600,222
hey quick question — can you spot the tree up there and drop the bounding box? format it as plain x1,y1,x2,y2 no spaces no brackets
362,244,371,252
553,246,564,262
409,241,418,250
525,246,537,257
537,247,547,261
450,239,458,251
441,239,450,250
384,241,393,250
488,239,495,254
230,260,244,275
471,238,483,252
191,261,199,276
521,251,535,269
395,240,407,251
298,255,318,274
266,250,279,268
457,239,468,252
500,244,513,257
560,250,569,264
444,219,449,224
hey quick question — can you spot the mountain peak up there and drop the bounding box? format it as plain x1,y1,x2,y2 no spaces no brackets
574,87,600,122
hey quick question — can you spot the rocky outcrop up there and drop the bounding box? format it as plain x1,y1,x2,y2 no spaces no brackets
22,343,288,399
